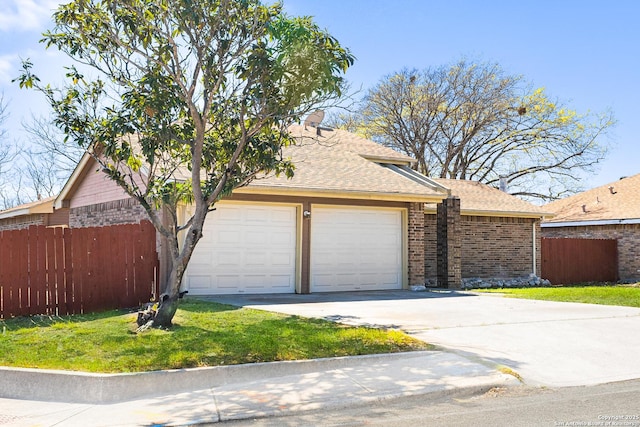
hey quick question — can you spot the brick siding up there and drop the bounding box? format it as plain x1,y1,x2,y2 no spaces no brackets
69,198,149,228
436,197,461,288
426,214,540,280
542,223,640,282
0,214,45,231
407,202,425,286
424,214,438,279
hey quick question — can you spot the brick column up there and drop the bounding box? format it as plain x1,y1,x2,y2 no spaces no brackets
437,196,461,289
407,202,425,286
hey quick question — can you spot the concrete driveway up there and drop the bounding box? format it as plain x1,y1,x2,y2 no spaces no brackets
205,290,640,387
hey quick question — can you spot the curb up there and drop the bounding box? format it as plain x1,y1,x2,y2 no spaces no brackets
216,381,516,423
0,351,439,404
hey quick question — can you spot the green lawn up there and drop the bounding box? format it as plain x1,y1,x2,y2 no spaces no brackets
0,298,430,373
478,284,640,308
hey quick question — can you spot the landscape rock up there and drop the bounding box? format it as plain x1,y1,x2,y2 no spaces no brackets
459,275,553,290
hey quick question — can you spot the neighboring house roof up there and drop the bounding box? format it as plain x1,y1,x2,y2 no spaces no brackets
0,197,55,220
543,173,640,226
424,178,553,218
235,125,447,202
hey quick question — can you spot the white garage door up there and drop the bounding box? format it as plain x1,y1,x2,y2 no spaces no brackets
185,203,297,295
311,206,403,292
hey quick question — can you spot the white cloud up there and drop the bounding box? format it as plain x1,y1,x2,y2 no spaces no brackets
0,54,18,86
0,0,61,32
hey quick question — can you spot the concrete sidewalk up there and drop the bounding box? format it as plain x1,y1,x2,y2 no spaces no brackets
210,290,640,387
0,351,518,426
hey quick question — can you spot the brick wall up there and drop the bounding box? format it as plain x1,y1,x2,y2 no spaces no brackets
436,197,461,288
542,223,640,282
69,198,149,228
424,214,437,279
0,214,45,231
407,202,425,286
426,214,540,280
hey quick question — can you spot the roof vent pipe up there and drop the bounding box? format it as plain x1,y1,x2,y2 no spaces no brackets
499,176,508,192
608,186,617,194
582,204,588,213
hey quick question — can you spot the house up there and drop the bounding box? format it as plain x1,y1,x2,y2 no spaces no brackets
424,179,552,285
6,123,552,295
542,173,640,282
0,197,69,231
53,124,450,294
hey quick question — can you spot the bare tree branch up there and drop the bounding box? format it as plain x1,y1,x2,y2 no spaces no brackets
336,59,615,203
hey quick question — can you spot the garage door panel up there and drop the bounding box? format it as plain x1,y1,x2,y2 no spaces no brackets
271,232,295,246
185,204,297,295
187,275,211,291
260,276,295,291
271,252,294,266
244,252,267,266
217,230,241,244
215,275,243,290
246,231,268,245
311,207,403,292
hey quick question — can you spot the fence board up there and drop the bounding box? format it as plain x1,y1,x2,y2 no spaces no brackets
541,237,618,284
63,227,73,316
46,227,58,316
0,221,158,319
29,226,44,315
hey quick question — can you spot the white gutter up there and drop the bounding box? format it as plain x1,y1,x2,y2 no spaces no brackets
0,207,31,220
541,218,640,227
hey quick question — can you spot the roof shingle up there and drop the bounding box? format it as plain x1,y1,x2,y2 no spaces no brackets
544,173,640,222
425,178,551,218
240,125,447,201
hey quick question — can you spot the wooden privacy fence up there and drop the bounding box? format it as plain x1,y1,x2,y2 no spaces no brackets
0,221,159,319
541,237,618,285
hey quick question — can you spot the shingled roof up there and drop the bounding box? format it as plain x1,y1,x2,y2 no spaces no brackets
236,124,448,202
543,173,640,223
0,197,55,220
424,178,552,218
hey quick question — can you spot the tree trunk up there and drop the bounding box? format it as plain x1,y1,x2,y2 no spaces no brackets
140,258,188,330
153,292,180,328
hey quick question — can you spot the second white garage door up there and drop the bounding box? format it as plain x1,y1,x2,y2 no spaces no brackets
311,206,403,292
184,203,297,295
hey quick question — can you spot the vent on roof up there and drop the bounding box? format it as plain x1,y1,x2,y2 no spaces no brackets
608,186,617,195
304,110,325,128
499,176,508,192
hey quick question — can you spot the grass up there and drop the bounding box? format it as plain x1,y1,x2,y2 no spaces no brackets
477,284,640,308
0,298,430,373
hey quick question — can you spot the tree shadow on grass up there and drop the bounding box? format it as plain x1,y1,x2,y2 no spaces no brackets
177,298,241,314
116,313,423,371
0,307,136,331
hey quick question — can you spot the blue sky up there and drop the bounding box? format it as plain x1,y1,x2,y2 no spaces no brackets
1,0,638,190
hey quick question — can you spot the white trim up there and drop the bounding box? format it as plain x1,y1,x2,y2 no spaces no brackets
541,218,640,228
54,152,93,209
384,164,451,196
0,207,31,220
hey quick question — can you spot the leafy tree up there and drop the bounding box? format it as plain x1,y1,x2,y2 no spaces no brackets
16,0,354,327
333,60,614,201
